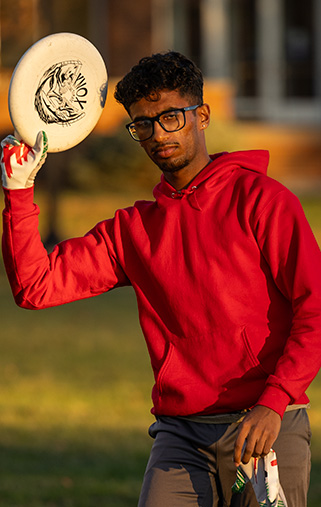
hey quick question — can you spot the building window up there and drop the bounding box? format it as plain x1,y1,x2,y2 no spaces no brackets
231,0,257,98
173,0,201,66
284,0,314,97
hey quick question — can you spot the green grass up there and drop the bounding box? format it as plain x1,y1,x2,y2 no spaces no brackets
0,191,320,505
0,276,154,506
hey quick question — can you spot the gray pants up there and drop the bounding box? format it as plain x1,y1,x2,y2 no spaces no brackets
138,409,311,507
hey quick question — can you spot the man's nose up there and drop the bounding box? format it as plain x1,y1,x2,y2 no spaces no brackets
152,120,168,141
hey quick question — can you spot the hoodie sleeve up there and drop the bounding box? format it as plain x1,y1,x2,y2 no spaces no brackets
253,188,321,417
2,188,130,309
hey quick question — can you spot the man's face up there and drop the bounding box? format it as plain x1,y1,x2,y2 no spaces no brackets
128,90,210,178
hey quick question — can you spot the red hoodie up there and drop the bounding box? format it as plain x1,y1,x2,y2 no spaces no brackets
2,150,321,418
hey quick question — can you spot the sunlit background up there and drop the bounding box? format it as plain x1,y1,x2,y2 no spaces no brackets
0,1,320,505
0,0,320,246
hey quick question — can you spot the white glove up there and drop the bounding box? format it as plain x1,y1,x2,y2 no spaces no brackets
0,131,48,189
232,450,288,506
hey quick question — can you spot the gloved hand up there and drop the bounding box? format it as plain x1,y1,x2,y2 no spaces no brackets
232,449,288,506
0,131,48,189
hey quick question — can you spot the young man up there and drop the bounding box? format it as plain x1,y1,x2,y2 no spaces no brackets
1,52,321,506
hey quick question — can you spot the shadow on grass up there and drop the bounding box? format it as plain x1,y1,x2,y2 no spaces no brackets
309,457,321,507
0,427,151,507
2,434,321,507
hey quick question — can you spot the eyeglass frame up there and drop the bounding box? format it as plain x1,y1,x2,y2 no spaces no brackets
126,104,201,142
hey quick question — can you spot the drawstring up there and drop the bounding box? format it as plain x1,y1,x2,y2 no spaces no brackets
171,186,198,199
170,185,202,210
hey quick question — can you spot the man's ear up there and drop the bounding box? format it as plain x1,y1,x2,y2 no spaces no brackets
198,103,211,130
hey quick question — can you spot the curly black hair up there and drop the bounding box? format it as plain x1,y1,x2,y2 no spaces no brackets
114,51,203,113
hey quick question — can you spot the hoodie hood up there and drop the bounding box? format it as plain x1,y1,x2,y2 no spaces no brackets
153,150,270,210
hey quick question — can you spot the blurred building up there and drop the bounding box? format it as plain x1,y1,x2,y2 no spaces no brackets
0,0,320,125
0,0,320,244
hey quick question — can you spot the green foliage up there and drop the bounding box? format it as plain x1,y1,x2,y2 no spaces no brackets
65,128,160,193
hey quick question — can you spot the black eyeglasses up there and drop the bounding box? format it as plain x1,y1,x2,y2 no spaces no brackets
126,104,201,141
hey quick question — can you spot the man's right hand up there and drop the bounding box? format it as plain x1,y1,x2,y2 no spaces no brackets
234,405,281,467
1,131,48,190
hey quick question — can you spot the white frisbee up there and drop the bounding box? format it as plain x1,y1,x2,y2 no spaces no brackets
8,32,108,152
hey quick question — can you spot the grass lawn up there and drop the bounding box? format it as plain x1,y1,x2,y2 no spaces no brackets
0,190,320,506
0,278,154,506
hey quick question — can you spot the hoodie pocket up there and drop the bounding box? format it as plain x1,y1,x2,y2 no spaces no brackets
152,327,268,415
156,328,266,394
